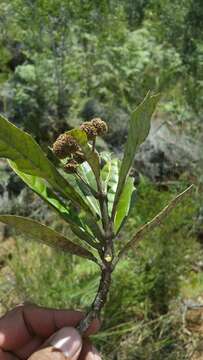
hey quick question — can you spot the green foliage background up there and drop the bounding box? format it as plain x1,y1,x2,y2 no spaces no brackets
0,0,202,358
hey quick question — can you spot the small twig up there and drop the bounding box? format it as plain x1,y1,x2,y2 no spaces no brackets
115,184,194,266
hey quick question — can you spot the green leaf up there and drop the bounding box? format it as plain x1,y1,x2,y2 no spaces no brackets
0,215,97,262
69,128,100,183
8,160,83,226
114,177,136,233
78,162,100,216
0,114,92,214
101,158,119,215
8,161,99,248
80,162,97,191
101,159,112,193
112,92,160,217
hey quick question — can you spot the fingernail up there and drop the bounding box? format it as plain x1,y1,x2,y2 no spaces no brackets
50,327,82,359
89,346,102,360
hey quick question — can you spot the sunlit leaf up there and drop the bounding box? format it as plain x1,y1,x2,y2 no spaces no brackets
8,160,81,225
112,92,160,217
101,158,119,215
78,162,100,216
8,161,99,247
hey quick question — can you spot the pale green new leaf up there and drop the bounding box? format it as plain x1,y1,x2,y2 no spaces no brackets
0,215,97,262
114,177,135,233
112,92,160,217
101,158,119,215
0,115,92,214
101,159,112,193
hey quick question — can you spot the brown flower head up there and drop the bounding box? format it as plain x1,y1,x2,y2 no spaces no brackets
64,159,78,173
52,133,79,159
73,150,86,164
80,122,97,140
91,117,108,136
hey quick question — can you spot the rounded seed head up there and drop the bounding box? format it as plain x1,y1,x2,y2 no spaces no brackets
91,117,108,136
52,133,79,159
73,150,86,164
64,159,78,173
80,122,97,140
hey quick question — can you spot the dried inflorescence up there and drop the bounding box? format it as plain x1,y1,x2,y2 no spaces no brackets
53,118,108,167
64,159,78,173
80,122,97,140
91,118,108,136
52,133,79,159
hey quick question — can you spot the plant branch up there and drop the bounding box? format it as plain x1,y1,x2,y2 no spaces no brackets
77,262,112,334
115,184,194,266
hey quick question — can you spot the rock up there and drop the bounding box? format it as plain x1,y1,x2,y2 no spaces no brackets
134,119,202,181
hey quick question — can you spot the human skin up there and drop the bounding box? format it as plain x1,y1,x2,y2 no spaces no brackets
0,304,101,360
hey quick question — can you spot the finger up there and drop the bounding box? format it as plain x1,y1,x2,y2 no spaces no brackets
78,339,101,360
0,305,100,351
0,349,19,360
28,327,82,360
15,337,43,360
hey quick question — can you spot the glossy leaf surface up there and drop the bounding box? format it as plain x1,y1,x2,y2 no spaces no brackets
101,158,119,215
112,92,160,216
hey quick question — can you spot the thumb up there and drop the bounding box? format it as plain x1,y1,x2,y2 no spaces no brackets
28,327,82,360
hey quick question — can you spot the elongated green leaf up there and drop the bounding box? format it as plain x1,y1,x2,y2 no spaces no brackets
0,215,97,262
8,161,99,247
101,159,112,193
78,162,100,216
80,162,97,191
114,177,135,233
8,160,79,224
101,158,119,215
116,185,193,264
112,92,160,217
69,129,100,183
0,114,92,214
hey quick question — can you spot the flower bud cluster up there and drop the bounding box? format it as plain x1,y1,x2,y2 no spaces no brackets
80,118,108,139
52,133,79,159
52,118,108,173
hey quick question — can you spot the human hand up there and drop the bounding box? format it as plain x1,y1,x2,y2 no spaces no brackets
0,304,101,360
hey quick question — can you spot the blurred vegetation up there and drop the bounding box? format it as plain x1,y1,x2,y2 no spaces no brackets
0,0,203,358
0,0,202,144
